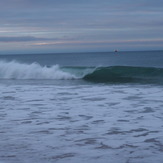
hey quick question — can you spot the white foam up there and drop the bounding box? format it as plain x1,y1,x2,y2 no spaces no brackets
0,83,163,163
0,60,76,80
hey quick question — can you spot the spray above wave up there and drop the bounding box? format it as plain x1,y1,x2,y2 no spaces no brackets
0,60,76,80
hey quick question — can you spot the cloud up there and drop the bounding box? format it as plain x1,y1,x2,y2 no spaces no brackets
31,39,163,46
0,36,55,42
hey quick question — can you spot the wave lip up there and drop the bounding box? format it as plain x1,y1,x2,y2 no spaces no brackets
0,60,76,80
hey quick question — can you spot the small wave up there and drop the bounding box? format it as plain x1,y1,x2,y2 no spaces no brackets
0,60,76,80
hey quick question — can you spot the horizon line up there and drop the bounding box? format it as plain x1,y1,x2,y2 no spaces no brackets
0,49,163,55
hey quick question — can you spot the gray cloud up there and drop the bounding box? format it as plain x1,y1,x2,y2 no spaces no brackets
0,36,56,42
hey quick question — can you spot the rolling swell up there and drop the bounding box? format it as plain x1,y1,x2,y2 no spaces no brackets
83,66,163,84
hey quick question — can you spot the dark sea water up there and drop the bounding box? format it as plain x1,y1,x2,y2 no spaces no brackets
1,50,163,67
0,51,163,163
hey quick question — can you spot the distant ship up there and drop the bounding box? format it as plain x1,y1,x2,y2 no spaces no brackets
114,49,118,52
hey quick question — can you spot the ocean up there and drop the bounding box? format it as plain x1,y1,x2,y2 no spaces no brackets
0,51,163,163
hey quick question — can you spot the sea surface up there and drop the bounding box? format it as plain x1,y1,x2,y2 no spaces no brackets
0,51,163,163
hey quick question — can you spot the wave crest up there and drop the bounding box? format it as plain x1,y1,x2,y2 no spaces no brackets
0,60,76,80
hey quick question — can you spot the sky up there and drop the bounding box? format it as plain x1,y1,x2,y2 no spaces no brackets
0,0,163,54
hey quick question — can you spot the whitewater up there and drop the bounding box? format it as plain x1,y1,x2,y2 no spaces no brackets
0,51,163,163
0,61,77,80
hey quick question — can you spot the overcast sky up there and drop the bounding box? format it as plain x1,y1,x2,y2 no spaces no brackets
0,0,163,54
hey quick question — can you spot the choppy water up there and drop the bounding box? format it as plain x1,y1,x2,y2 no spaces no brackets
0,51,163,163
0,81,163,163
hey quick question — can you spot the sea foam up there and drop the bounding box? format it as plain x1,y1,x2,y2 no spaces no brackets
0,60,76,80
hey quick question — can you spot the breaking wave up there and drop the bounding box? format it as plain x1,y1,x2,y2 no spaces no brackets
0,60,76,80
1,60,163,84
